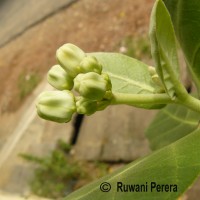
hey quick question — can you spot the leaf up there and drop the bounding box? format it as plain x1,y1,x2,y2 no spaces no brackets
64,128,200,200
164,0,200,93
149,0,181,98
89,52,164,109
91,53,158,94
145,104,200,150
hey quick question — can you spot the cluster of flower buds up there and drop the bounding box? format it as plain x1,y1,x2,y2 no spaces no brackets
36,43,112,123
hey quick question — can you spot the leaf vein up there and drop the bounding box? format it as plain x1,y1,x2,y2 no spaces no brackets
162,109,198,125
107,72,154,93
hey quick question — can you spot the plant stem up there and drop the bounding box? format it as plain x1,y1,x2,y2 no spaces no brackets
160,48,188,99
111,92,173,106
178,95,200,113
111,92,200,114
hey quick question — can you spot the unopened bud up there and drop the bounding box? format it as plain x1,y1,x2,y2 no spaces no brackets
80,56,102,74
56,43,85,78
101,73,112,91
74,72,111,100
36,90,76,123
47,65,73,90
148,66,157,76
76,97,97,115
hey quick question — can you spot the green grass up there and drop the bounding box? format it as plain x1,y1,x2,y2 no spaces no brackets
18,71,41,99
20,140,109,199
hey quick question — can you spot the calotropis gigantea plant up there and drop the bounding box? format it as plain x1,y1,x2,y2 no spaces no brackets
36,0,200,199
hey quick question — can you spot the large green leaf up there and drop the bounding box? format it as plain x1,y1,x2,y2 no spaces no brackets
145,104,200,150
164,0,200,93
89,52,164,109
149,0,181,99
64,128,200,200
91,53,159,94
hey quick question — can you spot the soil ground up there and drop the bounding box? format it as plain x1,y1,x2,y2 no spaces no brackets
0,0,153,114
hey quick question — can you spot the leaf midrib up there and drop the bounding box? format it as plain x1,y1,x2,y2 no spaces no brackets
106,72,155,93
162,109,198,125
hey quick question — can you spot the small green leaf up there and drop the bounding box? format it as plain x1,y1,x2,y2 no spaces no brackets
64,128,200,200
163,0,200,93
149,0,184,99
89,52,165,109
145,104,199,150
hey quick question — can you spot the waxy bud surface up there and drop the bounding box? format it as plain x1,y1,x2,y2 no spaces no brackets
76,97,97,115
56,43,85,78
74,72,110,100
80,56,102,74
47,65,73,90
36,90,76,123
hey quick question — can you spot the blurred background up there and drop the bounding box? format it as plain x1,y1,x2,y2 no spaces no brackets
0,0,198,199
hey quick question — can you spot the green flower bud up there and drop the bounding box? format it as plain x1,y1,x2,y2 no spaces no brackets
36,90,76,123
56,43,86,78
47,65,73,90
148,66,157,76
79,56,102,74
74,72,110,100
101,73,112,91
76,97,97,115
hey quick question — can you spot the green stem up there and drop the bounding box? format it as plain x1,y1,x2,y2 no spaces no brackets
111,92,200,114
177,95,200,113
111,92,174,106
160,48,188,99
